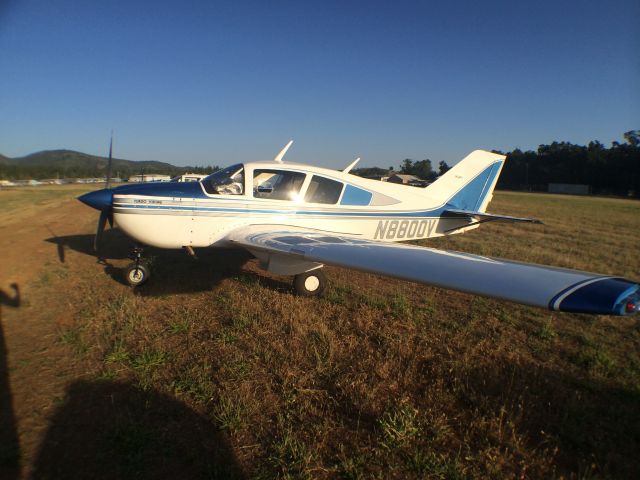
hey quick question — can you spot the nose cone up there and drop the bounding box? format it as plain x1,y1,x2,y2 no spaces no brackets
78,188,113,211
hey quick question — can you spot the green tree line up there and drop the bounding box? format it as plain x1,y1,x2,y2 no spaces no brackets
496,130,639,196
352,160,450,180
354,131,639,197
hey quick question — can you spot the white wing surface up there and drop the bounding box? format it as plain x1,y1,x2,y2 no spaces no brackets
228,226,639,316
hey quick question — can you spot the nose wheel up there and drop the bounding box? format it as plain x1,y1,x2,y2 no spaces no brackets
125,246,151,286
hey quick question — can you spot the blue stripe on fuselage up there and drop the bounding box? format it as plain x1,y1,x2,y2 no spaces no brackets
113,201,453,218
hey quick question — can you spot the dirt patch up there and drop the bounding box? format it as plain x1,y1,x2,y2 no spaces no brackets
1,188,101,478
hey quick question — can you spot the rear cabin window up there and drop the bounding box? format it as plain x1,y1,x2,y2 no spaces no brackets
253,169,306,201
304,175,344,204
340,184,373,206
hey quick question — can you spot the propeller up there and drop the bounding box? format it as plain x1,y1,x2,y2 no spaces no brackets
105,130,113,189
94,132,115,251
94,210,109,251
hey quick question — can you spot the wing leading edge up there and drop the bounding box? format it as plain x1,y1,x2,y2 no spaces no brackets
228,226,639,316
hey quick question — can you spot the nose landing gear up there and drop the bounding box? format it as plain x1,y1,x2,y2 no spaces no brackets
124,246,151,286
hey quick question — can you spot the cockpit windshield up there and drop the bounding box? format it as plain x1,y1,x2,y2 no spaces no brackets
202,164,245,195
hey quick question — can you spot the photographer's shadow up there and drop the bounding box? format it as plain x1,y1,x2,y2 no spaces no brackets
31,380,244,479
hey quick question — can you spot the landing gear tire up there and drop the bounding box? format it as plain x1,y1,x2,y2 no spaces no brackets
125,262,150,287
293,270,326,297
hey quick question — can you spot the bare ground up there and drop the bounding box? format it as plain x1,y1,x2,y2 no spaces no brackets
1,188,100,479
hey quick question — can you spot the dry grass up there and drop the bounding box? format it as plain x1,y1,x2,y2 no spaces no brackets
4,188,640,479
0,184,100,225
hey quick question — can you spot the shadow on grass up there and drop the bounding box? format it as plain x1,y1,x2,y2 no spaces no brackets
45,230,135,262
30,380,245,480
0,284,20,308
45,232,291,296
0,297,20,480
452,361,640,478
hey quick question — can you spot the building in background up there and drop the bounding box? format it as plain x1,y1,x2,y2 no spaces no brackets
171,173,208,182
548,183,590,195
128,174,172,183
387,174,429,187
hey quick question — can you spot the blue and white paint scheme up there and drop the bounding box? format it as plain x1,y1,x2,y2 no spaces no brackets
79,142,640,316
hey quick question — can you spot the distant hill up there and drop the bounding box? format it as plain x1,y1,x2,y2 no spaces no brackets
9,149,176,169
0,149,217,180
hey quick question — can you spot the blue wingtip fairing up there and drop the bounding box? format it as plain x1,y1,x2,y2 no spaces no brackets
78,188,113,211
551,278,640,316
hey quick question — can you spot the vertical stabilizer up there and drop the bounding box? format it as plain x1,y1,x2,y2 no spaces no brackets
425,150,505,212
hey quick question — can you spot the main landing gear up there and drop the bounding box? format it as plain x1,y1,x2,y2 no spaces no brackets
124,246,150,286
293,269,327,297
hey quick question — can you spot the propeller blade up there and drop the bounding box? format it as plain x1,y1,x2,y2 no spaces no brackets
94,210,108,251
107,210,113,229
106,131,113,189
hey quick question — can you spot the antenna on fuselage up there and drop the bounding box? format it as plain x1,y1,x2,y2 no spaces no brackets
274,140,293,163
342,157,360,173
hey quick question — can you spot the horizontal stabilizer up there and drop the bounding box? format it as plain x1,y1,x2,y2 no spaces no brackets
444,209,542,224
442,209,541,233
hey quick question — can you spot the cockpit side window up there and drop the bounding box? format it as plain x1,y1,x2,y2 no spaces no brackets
253,169,306,201
202,164,244,195
304,175,344,204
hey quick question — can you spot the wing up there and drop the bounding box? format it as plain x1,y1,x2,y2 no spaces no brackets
228,226,639,316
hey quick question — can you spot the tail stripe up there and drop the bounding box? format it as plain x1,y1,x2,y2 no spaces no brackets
445,161,503,211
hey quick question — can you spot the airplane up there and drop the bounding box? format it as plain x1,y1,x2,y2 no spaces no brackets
78,140,640,317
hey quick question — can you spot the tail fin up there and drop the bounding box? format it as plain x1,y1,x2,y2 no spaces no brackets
426,150,505,212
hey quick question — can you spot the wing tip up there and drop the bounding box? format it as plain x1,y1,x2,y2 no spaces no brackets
550,277,640,316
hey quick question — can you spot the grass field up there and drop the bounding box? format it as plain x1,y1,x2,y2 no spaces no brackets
1,187,639,479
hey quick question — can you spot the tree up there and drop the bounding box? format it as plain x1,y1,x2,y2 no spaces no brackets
400,159,413,174
351,167,390,178
413,159,435,180
438,161,450,175
398,158,435,180
623,130,640,147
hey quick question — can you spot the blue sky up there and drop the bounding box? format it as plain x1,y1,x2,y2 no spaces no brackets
0,0,637,168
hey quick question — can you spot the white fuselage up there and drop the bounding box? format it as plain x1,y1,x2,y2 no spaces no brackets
112,160,479,249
